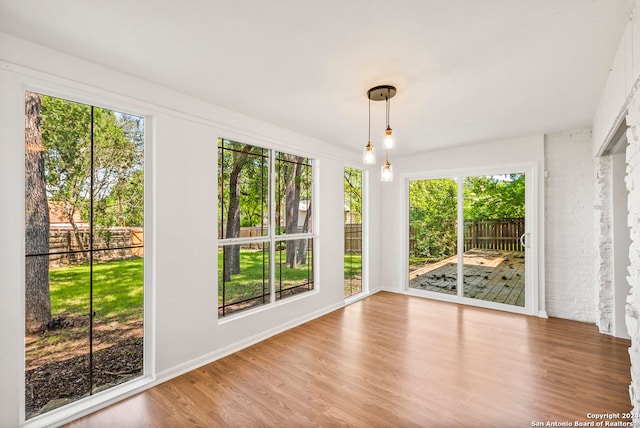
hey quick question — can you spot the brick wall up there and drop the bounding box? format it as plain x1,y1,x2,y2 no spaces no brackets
544,129,596,322
595,156,614,333
625,105,640,414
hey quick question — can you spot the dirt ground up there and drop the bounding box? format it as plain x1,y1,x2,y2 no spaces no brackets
25,316,143,418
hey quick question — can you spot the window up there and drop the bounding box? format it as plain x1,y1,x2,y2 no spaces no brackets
218,139,314,317
344,167,363,297
24,92,145,418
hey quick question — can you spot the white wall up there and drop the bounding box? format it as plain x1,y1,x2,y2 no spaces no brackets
0,32,381,427
379,135,545,314
0,59,29,428
593,2,640,154
544,130,596,322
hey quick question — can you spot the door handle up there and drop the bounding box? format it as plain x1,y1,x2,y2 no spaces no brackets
520,233,530,249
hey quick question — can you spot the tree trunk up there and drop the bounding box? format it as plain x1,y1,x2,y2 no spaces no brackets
223,157,244,281
25,91,52,333
284,156,303,268
67,200,88,260
298,204,311,264
117,177,124,226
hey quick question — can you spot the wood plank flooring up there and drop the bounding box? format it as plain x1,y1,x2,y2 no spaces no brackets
66,292,632,427
410,249,526,307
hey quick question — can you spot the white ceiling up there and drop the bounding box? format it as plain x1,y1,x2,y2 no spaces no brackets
0,0,634,157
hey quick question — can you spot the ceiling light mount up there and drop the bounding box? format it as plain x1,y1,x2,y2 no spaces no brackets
367,85,396,101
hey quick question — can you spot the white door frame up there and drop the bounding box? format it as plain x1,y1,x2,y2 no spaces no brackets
401,162,540,316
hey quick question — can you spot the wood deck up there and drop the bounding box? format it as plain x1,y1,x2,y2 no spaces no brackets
409,249,525,307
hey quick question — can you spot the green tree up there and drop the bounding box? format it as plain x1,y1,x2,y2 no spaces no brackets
93,113,144,229
218,140,266,280
276,153,312,268
41,96,91,255
41,97,144,251
463,174,524,220
238,151,268,228
25,93,143,330
344,167,362,224
409,174,525,263
218,141,311,277
409,178,458,261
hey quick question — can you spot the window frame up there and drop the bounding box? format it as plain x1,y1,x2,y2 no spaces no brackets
343,166,365,299
217,138,316,320
20,84,155,427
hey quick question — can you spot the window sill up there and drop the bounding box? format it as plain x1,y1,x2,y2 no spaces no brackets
218,288,319,325
22,375,155,428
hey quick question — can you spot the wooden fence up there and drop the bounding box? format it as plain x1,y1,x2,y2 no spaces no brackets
49,226,143,267
463,218,524,251
224,219,523,255
218,226,266,249
344,223,362,253
217,226,266,240
408,218,525,254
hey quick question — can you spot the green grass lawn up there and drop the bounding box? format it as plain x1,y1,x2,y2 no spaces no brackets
217,248,315,305
49,251,364,318
344,253,362,279
344,253,363,297
49,257,143,321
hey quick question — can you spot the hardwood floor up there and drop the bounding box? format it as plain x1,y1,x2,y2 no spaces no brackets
66,292,632,427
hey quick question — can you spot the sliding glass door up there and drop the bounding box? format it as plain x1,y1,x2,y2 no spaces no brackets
462,174,526,307
408,178,458,296
408,170,531,312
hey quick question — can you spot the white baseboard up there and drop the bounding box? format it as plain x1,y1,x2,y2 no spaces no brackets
345,288,381,305
156,300,345,383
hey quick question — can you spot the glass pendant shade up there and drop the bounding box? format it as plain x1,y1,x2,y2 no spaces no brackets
363,141,376,165
381,160,393,182
383,126,395,150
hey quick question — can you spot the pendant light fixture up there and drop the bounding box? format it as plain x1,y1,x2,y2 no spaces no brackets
362,85,396,181
363,95,376,165
383,88,395,150
381,155,393,182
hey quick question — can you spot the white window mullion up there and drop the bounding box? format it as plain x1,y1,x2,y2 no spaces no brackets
269,149,276,304
457,177,464,298
362,169,368,294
